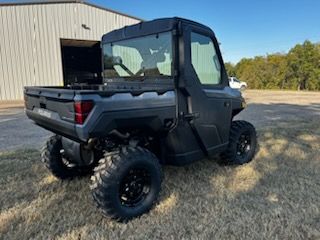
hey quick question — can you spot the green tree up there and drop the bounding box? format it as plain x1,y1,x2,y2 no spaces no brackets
235,57,267,89
285,41,320,90
229,40,320,91
224,62,236,77
266,54,287,89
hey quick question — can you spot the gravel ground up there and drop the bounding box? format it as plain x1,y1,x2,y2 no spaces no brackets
0,90,319,151
0,108,50,151
237,90,320,127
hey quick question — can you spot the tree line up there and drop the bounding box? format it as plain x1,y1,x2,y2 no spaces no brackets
225,41,320,90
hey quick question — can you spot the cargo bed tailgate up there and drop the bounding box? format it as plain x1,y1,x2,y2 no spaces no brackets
24,87,78,139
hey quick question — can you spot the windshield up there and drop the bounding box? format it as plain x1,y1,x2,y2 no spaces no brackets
103,32,173,79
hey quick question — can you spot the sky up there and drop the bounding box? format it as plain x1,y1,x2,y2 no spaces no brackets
92,0,320,63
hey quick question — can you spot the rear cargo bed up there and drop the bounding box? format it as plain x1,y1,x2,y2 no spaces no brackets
24,83,177,142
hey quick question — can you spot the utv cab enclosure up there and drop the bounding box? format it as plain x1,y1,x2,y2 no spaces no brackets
24,17,257,221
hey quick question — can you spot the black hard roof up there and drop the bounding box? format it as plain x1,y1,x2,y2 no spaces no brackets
102,17,213,43
0,0,142,21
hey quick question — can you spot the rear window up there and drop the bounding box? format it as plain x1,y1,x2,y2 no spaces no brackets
103,32,173,79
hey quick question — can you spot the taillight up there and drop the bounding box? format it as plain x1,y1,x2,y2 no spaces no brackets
74,101,94,124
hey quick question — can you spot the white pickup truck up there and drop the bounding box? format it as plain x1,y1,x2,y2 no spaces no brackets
229,77,247,90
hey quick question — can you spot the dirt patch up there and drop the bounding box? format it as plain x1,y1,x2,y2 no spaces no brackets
1,90,320,151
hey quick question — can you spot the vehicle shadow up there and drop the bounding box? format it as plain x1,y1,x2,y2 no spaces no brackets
236,102,320,128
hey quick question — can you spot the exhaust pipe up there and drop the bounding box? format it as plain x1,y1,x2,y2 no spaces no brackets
61,137,95,166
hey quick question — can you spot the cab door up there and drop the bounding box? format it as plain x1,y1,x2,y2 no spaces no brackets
179,23,232,156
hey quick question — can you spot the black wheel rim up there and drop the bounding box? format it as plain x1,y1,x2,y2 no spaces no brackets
236,131,252,161
119,168,151,207
60,149,76,168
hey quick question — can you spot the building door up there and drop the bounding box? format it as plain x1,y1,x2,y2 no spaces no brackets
61,39,102,86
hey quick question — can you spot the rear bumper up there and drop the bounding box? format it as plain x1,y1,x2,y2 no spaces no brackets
25,109,79,141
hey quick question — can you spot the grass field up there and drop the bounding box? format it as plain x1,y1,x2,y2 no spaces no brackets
0,91,320,240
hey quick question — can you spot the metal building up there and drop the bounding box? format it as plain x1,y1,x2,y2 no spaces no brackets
0,0,141,101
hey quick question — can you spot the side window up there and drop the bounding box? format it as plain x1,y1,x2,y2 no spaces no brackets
191,32,221,85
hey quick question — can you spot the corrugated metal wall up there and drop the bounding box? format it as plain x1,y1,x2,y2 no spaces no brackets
0,3,140,100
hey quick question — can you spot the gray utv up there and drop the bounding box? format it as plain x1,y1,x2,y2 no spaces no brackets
24,17,257,221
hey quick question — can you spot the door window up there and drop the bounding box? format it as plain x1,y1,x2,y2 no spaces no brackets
191,32,221,85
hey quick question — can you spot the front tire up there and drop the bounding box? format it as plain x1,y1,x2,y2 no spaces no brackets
220,120,257,165
90,146,162,222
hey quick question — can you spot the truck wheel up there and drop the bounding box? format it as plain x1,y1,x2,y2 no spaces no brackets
90,146,162,222
41,135,93,179
220,120,257,165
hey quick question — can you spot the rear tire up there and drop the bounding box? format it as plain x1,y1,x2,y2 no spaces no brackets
90,146,162,222
41,135,95,179
220,120,257,165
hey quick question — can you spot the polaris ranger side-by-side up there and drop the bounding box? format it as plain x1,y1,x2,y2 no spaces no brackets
24,17,257,221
